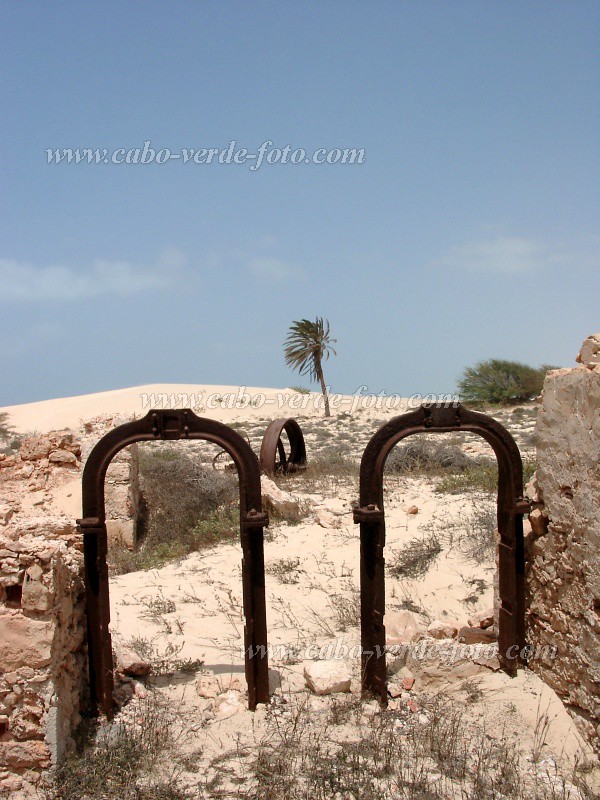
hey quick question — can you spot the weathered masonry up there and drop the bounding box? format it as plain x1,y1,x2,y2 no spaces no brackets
525,334,600,750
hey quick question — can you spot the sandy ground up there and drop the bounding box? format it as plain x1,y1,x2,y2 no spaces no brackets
107,477,595,788
2,385,594,797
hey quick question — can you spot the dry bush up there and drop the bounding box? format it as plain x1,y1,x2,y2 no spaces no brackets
239,695,596,800
386,439,474,475
329,589,360,631
43,694,192,800
110,446,239,573
266,557,303,584
126,637,204,676
299,449,358,493
139,445,238,535
387,532,442,579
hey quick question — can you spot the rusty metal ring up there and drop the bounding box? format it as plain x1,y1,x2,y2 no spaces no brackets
259,418,307,476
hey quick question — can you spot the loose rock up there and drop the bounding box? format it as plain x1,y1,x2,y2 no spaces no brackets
467,608,494,630
426,619,458,639
260,476,302,518
303,660,351,695
48,450,77,466
386,610,421,645
113,640,152,677
457,625,497,645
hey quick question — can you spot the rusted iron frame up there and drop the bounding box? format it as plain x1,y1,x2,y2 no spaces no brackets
259,418,307,475
354,403,528,705
78,409,270,718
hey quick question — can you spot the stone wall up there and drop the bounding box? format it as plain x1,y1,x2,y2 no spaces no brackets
81,416,141,549
0,430,86,797
0,417,141,796
525,334,600,750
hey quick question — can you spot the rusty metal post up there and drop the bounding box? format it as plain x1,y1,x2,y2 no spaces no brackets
240,508,270,708
79,409,270,717
355,403,527,702
259,418,307,475
353,503,387,705
79,519,113,715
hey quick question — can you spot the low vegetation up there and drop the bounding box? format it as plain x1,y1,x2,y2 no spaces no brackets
299,449,359,492
127,637,204,676
266,557,303,584
386,439,473,475
110,446,239,574
435,456,536,495
387,531,443,579
227,695,594,800
444,502,497,564
458,358,556,406
42,688,596,800
43,694,192,800
329,589,360,631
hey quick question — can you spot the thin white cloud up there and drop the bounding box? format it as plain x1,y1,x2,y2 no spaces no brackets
249,256,302,280
0,257,169,302
438,236,561,274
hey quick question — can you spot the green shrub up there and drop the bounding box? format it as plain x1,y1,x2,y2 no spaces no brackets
435,461,498,494
0,412,20,454
190,506,240,548
458,359,557,406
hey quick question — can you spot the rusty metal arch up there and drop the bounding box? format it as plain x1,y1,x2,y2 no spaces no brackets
353,403,528,705
78,409,270,718
259,418,307,475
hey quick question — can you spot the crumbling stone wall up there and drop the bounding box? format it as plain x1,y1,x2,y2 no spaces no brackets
525,334,600,750
0,416,141,796
0,525,85,796
81,416,140,549
0,430,86,797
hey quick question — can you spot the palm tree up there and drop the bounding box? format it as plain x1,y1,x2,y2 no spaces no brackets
284,317,337,417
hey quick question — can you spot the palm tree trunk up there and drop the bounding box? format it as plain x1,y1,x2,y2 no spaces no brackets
315,358,331,417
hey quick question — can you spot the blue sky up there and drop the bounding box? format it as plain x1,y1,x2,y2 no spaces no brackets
1,1,598,406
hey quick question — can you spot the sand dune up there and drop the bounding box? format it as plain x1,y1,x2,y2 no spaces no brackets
1,383,413,434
